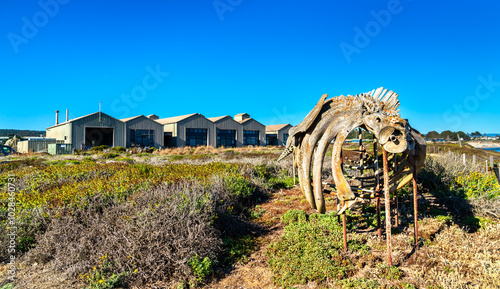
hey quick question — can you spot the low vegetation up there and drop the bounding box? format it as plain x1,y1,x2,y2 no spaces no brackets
267,210,368,287
0,144,499,288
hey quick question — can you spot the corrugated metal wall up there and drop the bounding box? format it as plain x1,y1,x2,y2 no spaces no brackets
48,143,74,155
277,125,292,146
17,140,64,153
212,117,243,147
124,116,164,148
71,112,126,149
46,123,72,144
241,119,266,146
177,115,215,147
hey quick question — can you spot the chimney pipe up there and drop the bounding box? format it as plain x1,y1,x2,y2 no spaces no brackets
55,110,59,125
66,109,69,122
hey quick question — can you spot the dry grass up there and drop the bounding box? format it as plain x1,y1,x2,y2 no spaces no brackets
157,146,283,156
405,221,500,288
20,182,225,287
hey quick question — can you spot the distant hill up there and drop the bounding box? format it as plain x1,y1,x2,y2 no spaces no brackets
0,129,46,137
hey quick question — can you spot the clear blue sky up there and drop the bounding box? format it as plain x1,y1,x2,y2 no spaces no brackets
1,0,500,135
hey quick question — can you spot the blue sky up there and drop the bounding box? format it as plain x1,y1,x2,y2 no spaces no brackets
1,0,500,134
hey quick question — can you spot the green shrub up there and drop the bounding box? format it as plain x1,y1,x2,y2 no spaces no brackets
116,157,134,164
399,282,417,289
90,145,109,152
101,153,120,159
167,155,187,161
223,175,254,198
146,147,158,153
82,254,129,289
267,211,368,287
269,175,295,189
221,235,257,265
47,159,81,166
280,209,307,225
376,263,403,280
111,146,126,153
435,215,452,224
463,216,495,229
249,205,266,220
454,171,500,199
188,254,214,286
83,157,96,163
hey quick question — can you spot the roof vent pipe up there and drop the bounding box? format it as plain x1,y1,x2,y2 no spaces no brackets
55,110,59,125
66,109,69,122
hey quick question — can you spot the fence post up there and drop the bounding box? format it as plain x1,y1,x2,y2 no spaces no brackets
490,156,494,169
463,154,466,165
383,148,392,266
473,155,476,166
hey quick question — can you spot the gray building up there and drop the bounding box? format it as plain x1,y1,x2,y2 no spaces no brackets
44,109,285,150
157,113,216,147
46,110,163,150
266,124,292,146
235,113,266,146
47,111,126,149
120,115,164,148
17,138,59,153
207,115,242,147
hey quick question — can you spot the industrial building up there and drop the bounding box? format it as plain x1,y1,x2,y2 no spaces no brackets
207,115,242,148
120,115,164,148
265,124,292,146
234,113,266,146
44,109,290,152
157,113,215,147
46,110,164,151
46,110,126,149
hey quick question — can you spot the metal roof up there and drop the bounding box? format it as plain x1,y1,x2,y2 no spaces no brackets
120,115,144,122
265,124,292,132
207,115,231,122
237,118,265,127
46,111,123,129
156,113,198,124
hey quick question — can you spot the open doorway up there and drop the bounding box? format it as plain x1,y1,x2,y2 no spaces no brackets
85,127,114,148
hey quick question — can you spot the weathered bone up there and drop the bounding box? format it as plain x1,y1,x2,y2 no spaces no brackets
279,88,426,215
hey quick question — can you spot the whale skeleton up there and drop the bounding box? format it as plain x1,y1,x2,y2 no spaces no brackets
278,88,426,263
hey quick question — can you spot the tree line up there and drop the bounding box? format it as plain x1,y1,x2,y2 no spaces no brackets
425,130,498,141
0,129,45,137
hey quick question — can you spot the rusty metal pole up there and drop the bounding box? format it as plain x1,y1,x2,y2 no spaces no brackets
394,155,399,228
413,155,419,249
338,149,344,227
342,200,347,251
292,149,296,186
383,148,392,265
374,139,381,238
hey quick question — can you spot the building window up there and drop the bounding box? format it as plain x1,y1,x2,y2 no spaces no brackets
186,128,207,146
266,134,278,146
130,129,154,147
243,130,259,145
283,133,289,145
217,129,236,148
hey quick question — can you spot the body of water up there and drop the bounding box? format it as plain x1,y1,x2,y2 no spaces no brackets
482,147,500,152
